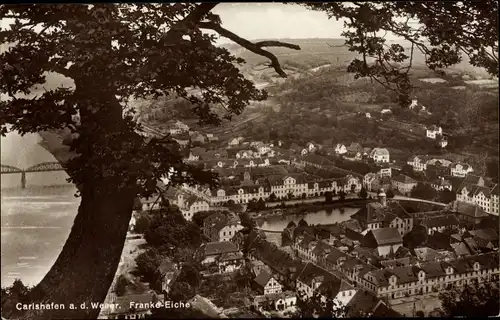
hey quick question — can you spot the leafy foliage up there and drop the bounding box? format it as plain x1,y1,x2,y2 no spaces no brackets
114,275,128,296
1,279,32,319
135,248,162,285
439,280,500,317
403,225,428,249
359,187,368,199
134,214,152,234
143,206,202,254
386,188,395,198
294,289,346,317
411,182,437,201
0,4,269,198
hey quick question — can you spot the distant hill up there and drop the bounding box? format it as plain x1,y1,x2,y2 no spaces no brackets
222,38,493,81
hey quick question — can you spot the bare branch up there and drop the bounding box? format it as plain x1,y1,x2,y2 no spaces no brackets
254,40,300,50
199,21,300,78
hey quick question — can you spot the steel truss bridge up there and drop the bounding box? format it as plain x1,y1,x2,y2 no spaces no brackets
1,162,66,189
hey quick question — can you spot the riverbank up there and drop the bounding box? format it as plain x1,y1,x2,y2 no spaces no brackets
251,198,373,220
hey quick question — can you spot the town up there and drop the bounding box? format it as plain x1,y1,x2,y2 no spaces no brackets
98,117,499,319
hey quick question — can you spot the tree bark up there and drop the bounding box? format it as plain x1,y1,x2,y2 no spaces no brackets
21,183,135,319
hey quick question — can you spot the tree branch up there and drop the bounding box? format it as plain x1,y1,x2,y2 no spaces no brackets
198,21,300,78
254,40,300,50
162,3,220,40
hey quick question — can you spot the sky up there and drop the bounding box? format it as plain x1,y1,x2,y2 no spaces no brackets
212,3,347,43
0,3,407,44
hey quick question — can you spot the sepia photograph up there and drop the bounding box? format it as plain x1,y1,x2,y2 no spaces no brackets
1,2,498,319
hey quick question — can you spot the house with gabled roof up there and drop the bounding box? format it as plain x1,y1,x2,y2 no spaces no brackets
203,212,243,242
254,270,283,295
450,162,474,177
197,241,240,265
456,175,498,215
362,228,403,257
335,143,348,155
391,174,418,194
419,214,459,235
177,194,209,221
363,252,500,302
407,155,429,171
351,192,413,236
426,125,443,139
370,148,390,163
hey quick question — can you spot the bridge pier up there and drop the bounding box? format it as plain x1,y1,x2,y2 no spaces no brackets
21,171,26,189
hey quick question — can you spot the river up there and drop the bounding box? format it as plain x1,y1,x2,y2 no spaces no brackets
1,131,80,287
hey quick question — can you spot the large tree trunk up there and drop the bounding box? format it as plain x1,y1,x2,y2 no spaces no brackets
22,180,136,319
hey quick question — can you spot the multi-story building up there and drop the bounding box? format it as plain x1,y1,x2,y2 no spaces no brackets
391,174,418,195
185,171,362,206
450,163,474,177
350,191,414,236
176,194,209,221
363,252,499,302
407,155,429,172
370,148,390,163
426,125,443,139
456,175,499,215
254,270,283,295
361,228,403,257
203,212,243,242
295,262,357,305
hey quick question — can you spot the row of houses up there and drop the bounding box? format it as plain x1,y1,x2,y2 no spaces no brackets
407,156,473,177
182,171,363,206
291,224,499,304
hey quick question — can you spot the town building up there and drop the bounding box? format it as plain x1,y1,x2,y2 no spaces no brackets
361,228,403,257
446,201,490,227
350,190,414,236
335,144,348,155
157,258,180,297
456,175,499,215
370,148,390,163
177,194,209,221
253,291,297,313
217,251,244,273
391,174,418,195
203,212,243,242
295,262,356,305
431,177,453,192
254,270,283,295
363,252,499,303
450,163,474,177
407,155,429,171
419,214,460,235
426,125,443,139
196,241,240,265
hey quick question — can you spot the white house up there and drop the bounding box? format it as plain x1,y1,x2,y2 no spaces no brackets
407,155,428,171
179,196,209,221
254,271,283,295
335,144,347,155
438,136,448,148
450,163,474,177
370,148,390,163
408,99,419,110
426,125,443,139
